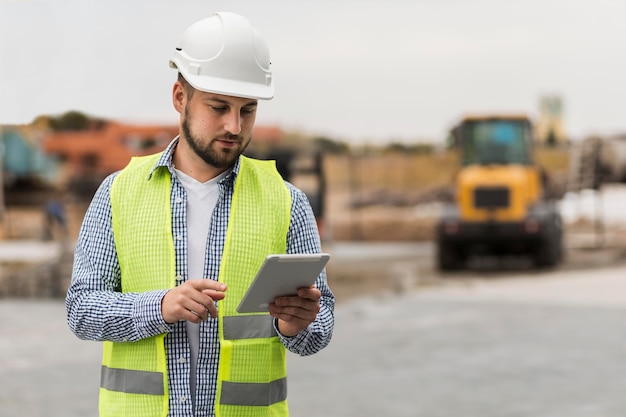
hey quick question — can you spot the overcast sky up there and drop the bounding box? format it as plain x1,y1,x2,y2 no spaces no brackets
1,0,625,144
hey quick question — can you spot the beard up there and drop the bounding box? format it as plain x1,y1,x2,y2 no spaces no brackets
181,105,250,169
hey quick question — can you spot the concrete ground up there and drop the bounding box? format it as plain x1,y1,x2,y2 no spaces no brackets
288,263,626,417
0,299,101,417
4,257,626,416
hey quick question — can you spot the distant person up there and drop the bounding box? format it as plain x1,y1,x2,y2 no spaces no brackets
65,12,334,417
42,198,67,241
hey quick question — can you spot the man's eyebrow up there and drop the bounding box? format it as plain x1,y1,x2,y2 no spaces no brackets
206,97,258,107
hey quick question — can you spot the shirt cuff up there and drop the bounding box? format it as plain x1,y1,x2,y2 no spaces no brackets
133,290,174,338
273,318,310,351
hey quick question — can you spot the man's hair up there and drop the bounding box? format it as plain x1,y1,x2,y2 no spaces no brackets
178,73,195,99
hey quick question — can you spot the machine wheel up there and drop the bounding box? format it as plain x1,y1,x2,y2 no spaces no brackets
437,241,462,271
534,231,561,268
534,212,564,268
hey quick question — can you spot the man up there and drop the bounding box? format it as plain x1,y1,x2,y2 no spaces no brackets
66,12,334,417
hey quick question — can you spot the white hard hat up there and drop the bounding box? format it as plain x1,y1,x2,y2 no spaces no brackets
169,12,274,100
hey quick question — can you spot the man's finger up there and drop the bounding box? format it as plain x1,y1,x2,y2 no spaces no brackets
202,289,226,301
190,280,227,292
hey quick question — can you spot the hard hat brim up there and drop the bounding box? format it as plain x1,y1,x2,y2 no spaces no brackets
171,61,274,101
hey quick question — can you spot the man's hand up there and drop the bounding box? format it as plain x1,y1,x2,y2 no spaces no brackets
161,280,227,324
269,286,321,337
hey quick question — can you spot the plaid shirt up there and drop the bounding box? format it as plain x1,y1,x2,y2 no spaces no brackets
66,138,335,417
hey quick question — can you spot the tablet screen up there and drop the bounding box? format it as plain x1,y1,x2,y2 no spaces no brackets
236,253,331,313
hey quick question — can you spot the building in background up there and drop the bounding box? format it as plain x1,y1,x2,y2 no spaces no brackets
1,126,58,187
42,121,287,200
42,121,178,199
536,95,567,145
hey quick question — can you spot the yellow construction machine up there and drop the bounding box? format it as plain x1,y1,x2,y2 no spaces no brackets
436,114,563,270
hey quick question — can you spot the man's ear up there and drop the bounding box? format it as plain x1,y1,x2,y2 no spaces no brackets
172,82,186,114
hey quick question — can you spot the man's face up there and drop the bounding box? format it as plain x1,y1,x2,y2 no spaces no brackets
179,87,258,170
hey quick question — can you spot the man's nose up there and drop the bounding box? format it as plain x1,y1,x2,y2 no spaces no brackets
224,111,242,135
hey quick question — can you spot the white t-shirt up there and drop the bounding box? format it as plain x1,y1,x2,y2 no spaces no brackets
174,168,228,409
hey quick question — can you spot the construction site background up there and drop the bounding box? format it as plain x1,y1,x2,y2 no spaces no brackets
0,145,615,295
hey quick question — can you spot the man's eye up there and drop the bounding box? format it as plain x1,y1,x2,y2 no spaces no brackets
242,107,256,115
211,106,227,113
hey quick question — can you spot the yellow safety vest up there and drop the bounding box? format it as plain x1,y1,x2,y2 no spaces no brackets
103,152,291,417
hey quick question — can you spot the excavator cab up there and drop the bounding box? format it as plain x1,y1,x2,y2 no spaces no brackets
458,118,532,166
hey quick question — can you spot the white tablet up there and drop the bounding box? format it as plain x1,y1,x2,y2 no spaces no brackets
236,253,331,313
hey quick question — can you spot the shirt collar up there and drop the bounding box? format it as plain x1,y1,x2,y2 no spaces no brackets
148,136,241,185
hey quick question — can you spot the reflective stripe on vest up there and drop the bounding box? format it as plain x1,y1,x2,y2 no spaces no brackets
101,366,165,396
100,370,286,406
100,372,286,407
220,378,287,406
222,315,278,340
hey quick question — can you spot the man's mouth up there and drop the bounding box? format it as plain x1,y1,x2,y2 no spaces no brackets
216,135,240,144
219,140,239,148
215,138,240,150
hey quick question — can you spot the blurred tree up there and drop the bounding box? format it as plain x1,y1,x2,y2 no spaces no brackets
48,111,90,131
384,142,434,154
312,136,349,154
411,143,434,154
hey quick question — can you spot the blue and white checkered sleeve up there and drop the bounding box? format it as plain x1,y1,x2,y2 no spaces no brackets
65,173,172,343
277,185,335,356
